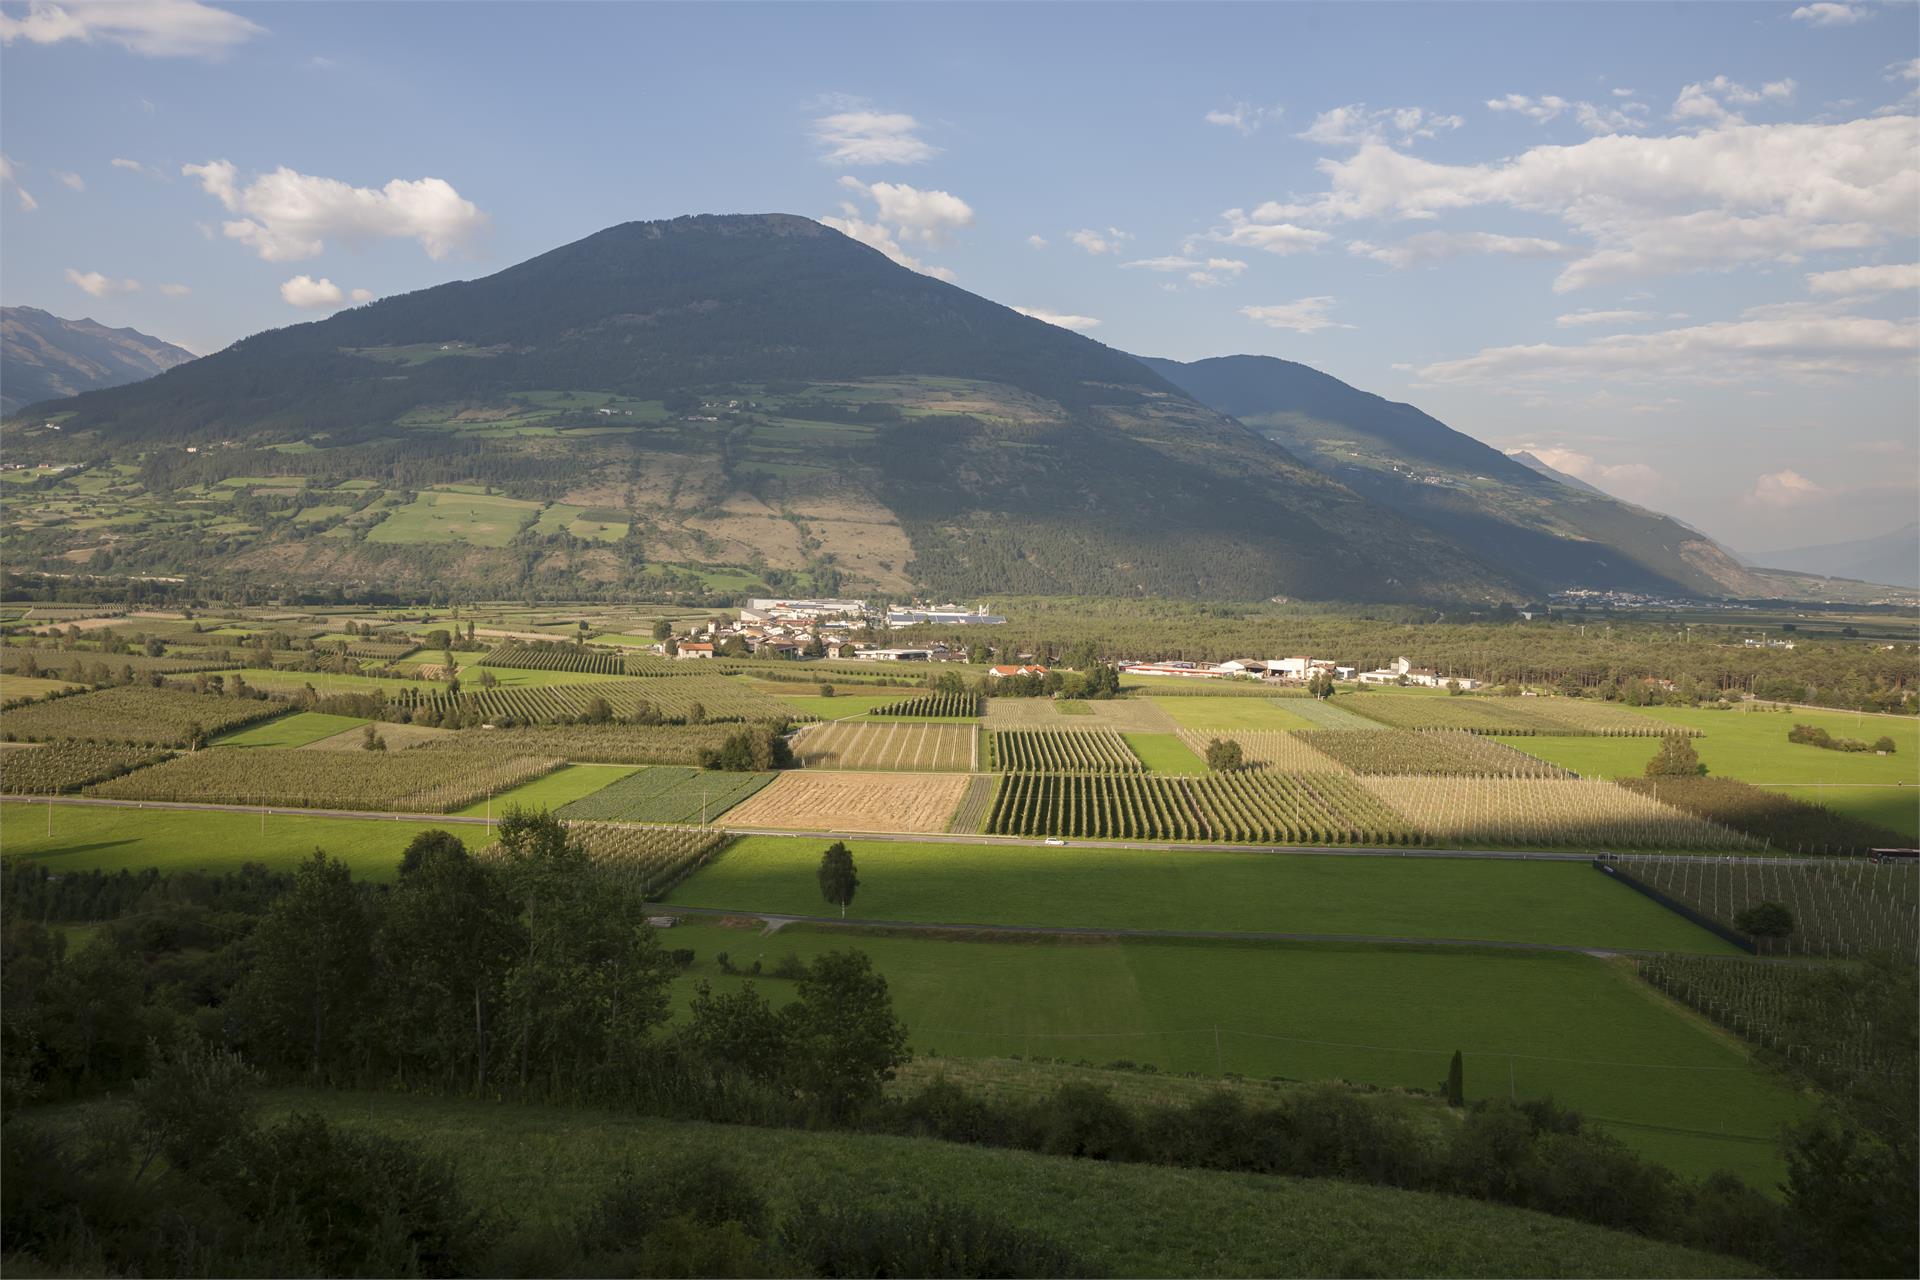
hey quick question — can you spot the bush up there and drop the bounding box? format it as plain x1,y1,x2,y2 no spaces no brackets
780,1197,1090,1278
1203,737,1244,771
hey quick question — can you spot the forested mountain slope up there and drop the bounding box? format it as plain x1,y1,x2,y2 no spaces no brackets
1140,354,1770,599
4,215,1512,603
1,307,195,416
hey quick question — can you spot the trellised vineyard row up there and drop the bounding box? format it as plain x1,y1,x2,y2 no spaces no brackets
476,641,627,675
479,821,729,899
1610,854,1918,957
983,770,1414,844
988,728,1143,773
385,676,802,726
870,690,982,718
89,748,563,814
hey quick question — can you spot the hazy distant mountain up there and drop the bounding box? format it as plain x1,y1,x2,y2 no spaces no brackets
5,214,1511,603
1507,450,1607,496
1745,523,1920,589
1,306,195,416
1140,354,1770,599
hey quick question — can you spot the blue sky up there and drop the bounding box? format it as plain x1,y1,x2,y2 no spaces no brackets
2,0,1915,551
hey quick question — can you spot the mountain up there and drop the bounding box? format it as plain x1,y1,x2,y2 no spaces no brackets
1744,523,1920,589
1139,354,1769,599
2,215,1512,604
1507,450,1607,496
1,306,196,416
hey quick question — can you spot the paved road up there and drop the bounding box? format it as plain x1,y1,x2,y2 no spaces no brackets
656,903,1664,957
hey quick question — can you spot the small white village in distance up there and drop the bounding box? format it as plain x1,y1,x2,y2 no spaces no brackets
654,596,1478,689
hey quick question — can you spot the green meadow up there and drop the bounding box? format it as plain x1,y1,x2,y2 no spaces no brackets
668,836,1736,953
213,710,365,748
1122,731,1208,773
1151,696,1323,731
364,489,541,547
662,922,1802,1185
447,761,638,817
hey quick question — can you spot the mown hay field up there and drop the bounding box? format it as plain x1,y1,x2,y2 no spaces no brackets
793,721,976,771
722,770,970,832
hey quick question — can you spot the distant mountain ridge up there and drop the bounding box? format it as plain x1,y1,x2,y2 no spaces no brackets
1745,523,1920,589
1,306,195,416
1507,450,1607,496
1139,354,1770,599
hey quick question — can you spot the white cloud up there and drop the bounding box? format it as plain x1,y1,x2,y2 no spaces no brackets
1612,88,1637,99
810,109,934,165
65,268,140,296
1747,469,1827,505
836,176,973,243
1298,104,1464,149
1487,93,1570,123
158,282,191,297
183,159,488,261
1026,234,1048,249
1414,309,1919,386
0,0,263,58
0,154,35,210
1791,2,1868,25
1573,101,1648,135
1068,227,1132,255
1805,262,1920,295
1671,76,1796,126
1011,306,1101,331
1205,102,1281,136
1891,58,1920,83
57,170,84,191
1348,230,1575,268
1248,116,1920,292
1517,447,1664,500
110,156,162,178
1121,254,1248,286
1240,297,1350,333
1555,308,1657,327
1206,209,1332,255
350,287,374,303
279,274,345,308
821,213,954,280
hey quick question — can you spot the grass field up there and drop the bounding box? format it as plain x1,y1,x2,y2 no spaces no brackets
1766,785,1919,839
1151,697,1322,731
0,802,478,881
220,1090,1752,1277
363,490,540,547
213,711,366,749
662,923,1801,1185
1121,732,1208,774
0,674,82,702
556,766,774,824
1509,705,1918,784
669,837,1738,953
447,762,639,817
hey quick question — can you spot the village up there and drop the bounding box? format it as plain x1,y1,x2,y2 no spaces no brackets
654,597,1478,690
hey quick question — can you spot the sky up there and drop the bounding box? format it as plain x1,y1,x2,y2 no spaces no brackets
2,0,1916,553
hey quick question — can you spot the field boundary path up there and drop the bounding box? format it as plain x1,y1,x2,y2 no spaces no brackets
664,903,1680,957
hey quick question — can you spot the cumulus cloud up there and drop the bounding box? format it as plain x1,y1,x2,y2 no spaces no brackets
1515,447,1664,501
57,171,84,191
1804,262,1920,295
110,156,163,179
1026,234,1048,249
0,154,34,210
350,287,374,303
1348,230,1576,268
0,0,263,58
1555,308,1657,327
1487,92,1647,135
1791,2,1868,24
1414,309,1918,386
182,159,488,261
1487,93,1570,123
66,268,140,296
1011,306,1101,331
1243,116,1919,292
836,176,973,243
1298,104,1464,149
279,274,346,308
1671,75,1796,126
1240,297,1350,333
1205,209,1332,256
1121,254,1248,286
810,109,934,165
1747,469,1827,505
1205,102,1281,136
157,282,191,297
1068,227,1132,255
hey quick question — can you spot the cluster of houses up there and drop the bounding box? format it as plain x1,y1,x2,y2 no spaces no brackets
1118,655,1481,690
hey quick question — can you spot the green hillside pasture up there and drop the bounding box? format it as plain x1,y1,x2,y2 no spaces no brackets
0,802,478,881
670,837,1738,954
1122,732,1208,774
663,924,1801,1186
213,711,367,748
447,762,639,817
1769,785,1918,839
1152,697,1323,731
1511,705,1917,784
240,1090,1749,1278
364,490,541,547
0,674,82,704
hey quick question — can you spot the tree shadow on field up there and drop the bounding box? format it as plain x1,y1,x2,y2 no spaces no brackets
18,838,141,862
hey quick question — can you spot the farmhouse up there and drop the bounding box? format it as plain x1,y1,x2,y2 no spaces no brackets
675,642,715,659
1357,656,1480,689
988,663,1049,678
1121,662,1226,679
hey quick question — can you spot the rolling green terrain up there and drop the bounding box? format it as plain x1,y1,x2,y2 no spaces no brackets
213,710,364,748
667,836,1738,953
236,1090,1752,1278
660,922,1801,1184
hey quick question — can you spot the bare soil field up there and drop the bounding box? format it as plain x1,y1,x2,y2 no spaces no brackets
722,770,970,832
